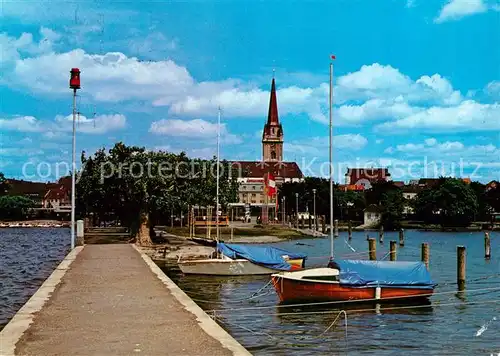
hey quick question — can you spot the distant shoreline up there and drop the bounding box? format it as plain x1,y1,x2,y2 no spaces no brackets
0,220,69,228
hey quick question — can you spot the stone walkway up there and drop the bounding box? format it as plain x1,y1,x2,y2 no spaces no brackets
12,244,248,356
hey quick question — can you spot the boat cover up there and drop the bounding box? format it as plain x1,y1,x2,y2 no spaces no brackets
329,260,436,289
216,243,307,271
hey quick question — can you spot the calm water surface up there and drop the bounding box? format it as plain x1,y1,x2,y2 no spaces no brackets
162,230,500,355
0,228,70,330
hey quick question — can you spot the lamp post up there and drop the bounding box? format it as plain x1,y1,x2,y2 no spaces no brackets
282,196,286,225
295,192,299,228
69,68,81,250
313,188,317,231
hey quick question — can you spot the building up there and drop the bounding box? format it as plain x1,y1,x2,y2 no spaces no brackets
363,204,382,226
345,168,391,190
229,77,303,215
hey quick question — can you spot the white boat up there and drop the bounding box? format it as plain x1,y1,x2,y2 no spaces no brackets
178,255,277,276
178,242,306,276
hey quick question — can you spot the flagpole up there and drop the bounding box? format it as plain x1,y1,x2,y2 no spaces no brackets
216,107,221,243
329,56,335,260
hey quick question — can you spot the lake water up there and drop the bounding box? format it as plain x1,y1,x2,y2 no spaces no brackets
162,230,500,356
2,228,499,354
0,228,70,330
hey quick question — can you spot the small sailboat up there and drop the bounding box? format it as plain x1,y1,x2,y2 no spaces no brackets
271,260,436,303
270,58,436,304
178,242,307,276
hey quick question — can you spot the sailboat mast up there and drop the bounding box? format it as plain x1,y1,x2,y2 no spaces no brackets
329,57,335,259
216,107,221,243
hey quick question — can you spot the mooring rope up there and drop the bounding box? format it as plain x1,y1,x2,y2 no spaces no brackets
206,285,500,313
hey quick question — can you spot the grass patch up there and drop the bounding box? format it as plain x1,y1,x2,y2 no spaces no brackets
161,225,308,239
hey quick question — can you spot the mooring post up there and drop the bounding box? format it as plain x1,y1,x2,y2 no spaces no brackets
390,240,397,261
348,220,352,241
485,232,491,260
76,220,84,246
369,238,376,260
379,225,384,244
422,242,430,269
231,226,234,242
334,219,339,238
457,245,466,291
399,228,405,246
322,215,326,234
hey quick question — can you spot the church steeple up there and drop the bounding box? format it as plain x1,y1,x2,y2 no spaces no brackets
267,78,279,125
262,77,284,162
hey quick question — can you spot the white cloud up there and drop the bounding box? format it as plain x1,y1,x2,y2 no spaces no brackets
0,27,60,64
406,0,416,8
0,114,126,135
376,139,384,144
375,100,500,133
486,81,500,98
384,138,499,160
435,0,492,23
149,118,242,144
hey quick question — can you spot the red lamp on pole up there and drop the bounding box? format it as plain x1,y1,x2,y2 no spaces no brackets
69,68,81,249
70,68,81,90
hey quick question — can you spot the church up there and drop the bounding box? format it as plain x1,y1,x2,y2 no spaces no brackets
229,77,304,216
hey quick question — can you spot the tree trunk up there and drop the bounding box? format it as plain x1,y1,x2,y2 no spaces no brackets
137,211,153,246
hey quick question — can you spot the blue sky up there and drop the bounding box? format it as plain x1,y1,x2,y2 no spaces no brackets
1,0,499,183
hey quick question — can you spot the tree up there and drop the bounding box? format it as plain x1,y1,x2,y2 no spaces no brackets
0,196,34,220
0,172,9,196
76,143,239,245
365,181,405,229
414,178,478,227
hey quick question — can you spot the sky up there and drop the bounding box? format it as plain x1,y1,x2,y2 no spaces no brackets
0,0,499,183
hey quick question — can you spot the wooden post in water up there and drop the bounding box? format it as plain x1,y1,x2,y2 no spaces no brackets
399,228,405,246
368,238,376,260
457,246,466,291
390,240,397,261
379,225,384,244
485,232,491,260
322,215,326,234
421,243,429,269
348,220,352,241
334,219,339,238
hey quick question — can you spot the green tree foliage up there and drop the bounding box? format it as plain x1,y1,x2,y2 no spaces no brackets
0,172,10,196
0,196,34,220
76,142,239,244
484,181,500,215
414,178,479,227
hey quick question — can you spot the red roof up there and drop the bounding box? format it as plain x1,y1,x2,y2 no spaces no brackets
44,186,69,200
338,184,365,191
230,161,303,179
267,78,279,125
392,181,405,188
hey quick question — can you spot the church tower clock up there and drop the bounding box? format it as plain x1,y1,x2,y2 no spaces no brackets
262,77,284,162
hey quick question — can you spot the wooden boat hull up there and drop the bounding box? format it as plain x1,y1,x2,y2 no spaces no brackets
271,271,433,303
179,258,304,276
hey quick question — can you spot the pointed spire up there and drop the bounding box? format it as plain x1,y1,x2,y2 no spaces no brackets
267,77,279,125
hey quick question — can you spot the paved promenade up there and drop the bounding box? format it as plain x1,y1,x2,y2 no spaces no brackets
1,244,250,356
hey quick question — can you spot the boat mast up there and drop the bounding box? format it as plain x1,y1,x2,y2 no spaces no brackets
216,107,221,243
329,56,335,260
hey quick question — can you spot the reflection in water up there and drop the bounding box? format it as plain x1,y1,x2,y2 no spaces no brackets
161,230,500,355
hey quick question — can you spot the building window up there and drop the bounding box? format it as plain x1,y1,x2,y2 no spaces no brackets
252,186,256,190
271,151,276,160
251,193,256,197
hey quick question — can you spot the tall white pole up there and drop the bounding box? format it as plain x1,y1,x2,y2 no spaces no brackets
71,89,76,250
329,60,334,259
216,107,221,242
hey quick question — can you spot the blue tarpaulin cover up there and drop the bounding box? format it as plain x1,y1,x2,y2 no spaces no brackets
329,260,436,289
217,243,307,271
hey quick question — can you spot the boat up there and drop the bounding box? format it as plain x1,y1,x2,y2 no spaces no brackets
271,259,436,303
178,242,307,276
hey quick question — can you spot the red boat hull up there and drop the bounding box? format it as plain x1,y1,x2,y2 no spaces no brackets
271,275,433,303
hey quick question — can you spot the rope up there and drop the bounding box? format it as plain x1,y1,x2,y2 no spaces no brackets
219,298,500,319
190,279,275,304
207,285,500,313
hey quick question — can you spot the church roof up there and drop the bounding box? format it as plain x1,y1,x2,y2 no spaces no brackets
267,78,279,125
230,161,303,179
